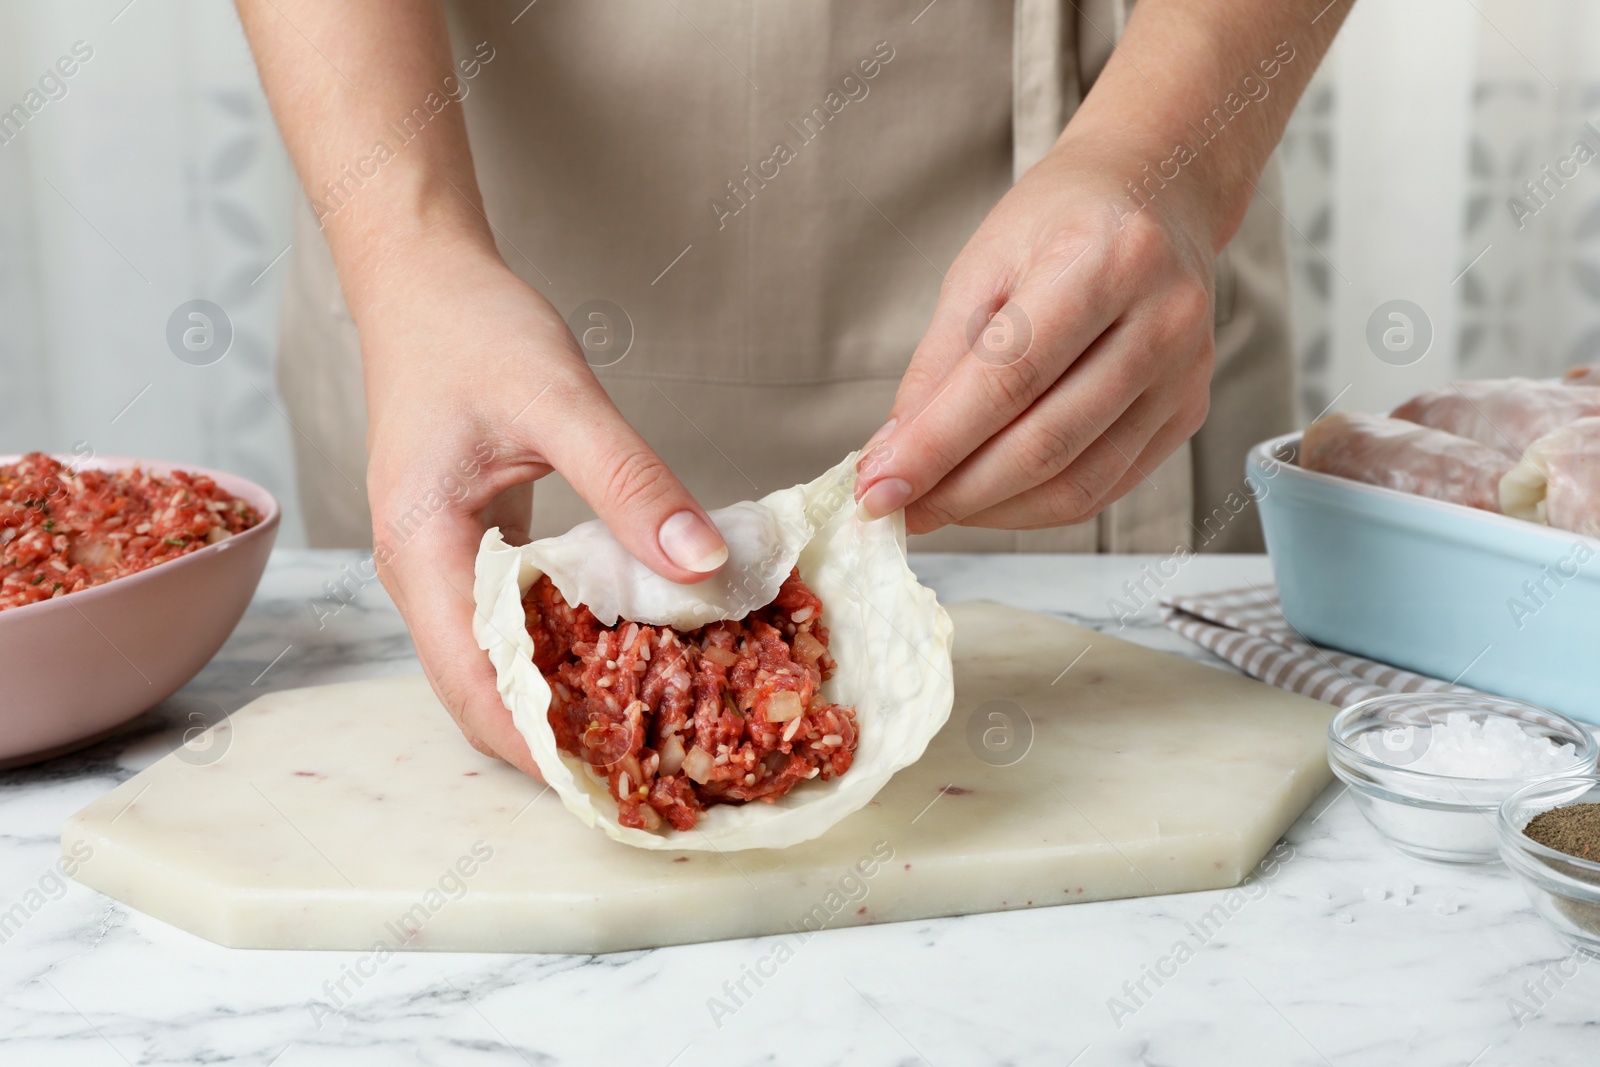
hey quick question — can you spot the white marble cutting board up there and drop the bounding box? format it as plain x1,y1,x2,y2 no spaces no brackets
62,601,1334,953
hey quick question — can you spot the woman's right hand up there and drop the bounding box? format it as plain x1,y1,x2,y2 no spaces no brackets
232,1,727,775
356,239,728,776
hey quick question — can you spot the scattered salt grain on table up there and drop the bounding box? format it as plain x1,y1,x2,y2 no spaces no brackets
1355,712,1580,777
1334,912,1354,925
1364,887,1388,903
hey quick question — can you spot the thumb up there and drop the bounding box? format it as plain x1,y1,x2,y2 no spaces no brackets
540,385,728,583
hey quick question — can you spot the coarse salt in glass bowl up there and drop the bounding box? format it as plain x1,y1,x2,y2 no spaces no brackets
1499,776,1600,955
1327,693,1598,864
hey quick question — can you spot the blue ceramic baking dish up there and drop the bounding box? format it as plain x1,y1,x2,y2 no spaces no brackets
1247,433,1600,727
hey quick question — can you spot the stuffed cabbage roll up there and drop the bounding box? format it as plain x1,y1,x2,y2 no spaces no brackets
474,454,955,851
1500,417,1600,536
1301,412,1515,512
1390,378,1600,458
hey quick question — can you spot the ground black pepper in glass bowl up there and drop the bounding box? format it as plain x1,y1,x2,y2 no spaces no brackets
1499,776,1600,954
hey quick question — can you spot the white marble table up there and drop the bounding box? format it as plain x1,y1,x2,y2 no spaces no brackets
1,551,1594,1067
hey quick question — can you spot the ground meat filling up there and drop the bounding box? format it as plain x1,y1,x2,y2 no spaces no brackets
0,453,261,613
523,569,859,832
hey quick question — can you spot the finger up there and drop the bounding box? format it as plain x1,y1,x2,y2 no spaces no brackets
870,233,1102,443
378,507,543,780
855,268,1125,519
997,410,1201,533
899,321,1155,529
1098,399,1209,509
536,376,728,582
878,266,1015,437
940,390,1172,532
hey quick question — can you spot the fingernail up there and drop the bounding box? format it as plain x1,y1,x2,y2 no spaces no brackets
860,418,897,457
856,443,897,496
658,510,729,573
856,478,913,522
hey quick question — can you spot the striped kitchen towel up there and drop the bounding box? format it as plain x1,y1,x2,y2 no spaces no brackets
1160,585,1480,708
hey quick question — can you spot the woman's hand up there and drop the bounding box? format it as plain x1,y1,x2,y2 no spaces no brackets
359,240,728,775
236,0,729,776
855,138,1220,534
853,0,1359,533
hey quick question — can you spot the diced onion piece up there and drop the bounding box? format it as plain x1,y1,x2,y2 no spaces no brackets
766,690,803,722
67,537,123,570
658,734,686,776
792,631,827,663
682,745,715,784
703,645,739,668
636,804,662,831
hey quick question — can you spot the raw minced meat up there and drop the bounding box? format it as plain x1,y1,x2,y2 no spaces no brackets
0,453,261,612
523,569,859,832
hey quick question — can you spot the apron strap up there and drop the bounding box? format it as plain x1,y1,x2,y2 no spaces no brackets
1012,0,1078,181
1010,0,1195,554
1013,0,1136,180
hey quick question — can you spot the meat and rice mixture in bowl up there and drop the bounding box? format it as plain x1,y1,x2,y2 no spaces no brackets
1,453,262,612
525,568,859,832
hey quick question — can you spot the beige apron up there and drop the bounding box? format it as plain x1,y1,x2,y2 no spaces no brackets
277,0,1293,554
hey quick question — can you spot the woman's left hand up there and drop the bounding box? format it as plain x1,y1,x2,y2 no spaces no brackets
854,138,1222,533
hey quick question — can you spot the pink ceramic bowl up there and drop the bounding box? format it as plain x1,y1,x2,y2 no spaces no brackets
0,455,280,766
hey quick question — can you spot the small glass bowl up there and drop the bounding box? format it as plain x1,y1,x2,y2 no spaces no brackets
1328,693,1598,864
1499,776,1600,955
